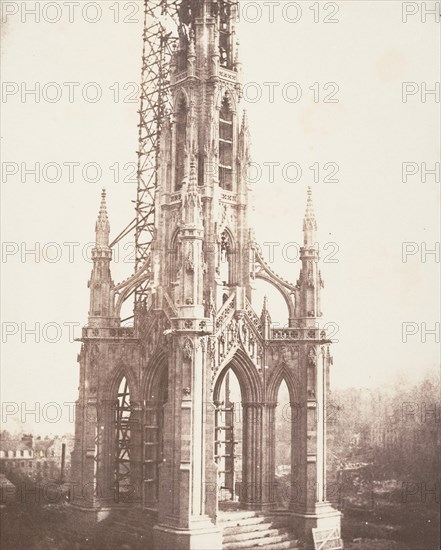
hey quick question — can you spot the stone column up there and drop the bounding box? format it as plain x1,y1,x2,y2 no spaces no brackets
143,399,165,509
128,399,143,507
154,330,222,550
291,345,341,548
261,402,277,509
241,402,262,509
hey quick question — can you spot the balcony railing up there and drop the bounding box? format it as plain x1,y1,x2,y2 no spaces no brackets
270,327,327,341
82,326,135,339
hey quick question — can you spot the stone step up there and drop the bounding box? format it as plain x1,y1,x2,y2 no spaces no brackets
219,510,267,521
224,537,299,550
256,541,300,550
223,520,289,536
223,521,290,536
220,514,288,528
223,532,295,550
223,527,290,544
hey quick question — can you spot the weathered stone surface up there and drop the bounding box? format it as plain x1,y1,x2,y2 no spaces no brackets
69,2,341,548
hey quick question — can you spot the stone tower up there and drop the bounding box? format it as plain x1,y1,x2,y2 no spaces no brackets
69,1,341,548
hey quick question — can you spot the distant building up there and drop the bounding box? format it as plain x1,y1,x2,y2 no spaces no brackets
0,434,34,475
0,433,74,481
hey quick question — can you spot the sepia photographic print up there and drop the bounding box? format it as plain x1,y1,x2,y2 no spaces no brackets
1,1,440,549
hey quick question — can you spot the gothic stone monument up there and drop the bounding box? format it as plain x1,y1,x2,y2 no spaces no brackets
69,1,341,548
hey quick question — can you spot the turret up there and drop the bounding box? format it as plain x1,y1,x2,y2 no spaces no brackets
297,187,323,323
88,189,116,326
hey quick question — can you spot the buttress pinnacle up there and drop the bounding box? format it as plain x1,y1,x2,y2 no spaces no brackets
95,188,110,247
303,186,317,246
182,161,203,228
261,295,270,318
241,110,249,133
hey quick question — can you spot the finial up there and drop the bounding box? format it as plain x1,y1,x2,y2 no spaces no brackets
188,158,198,189
303,186,317,245
261,295,271,323
95,188,110,246
188,30,196,58
241,109,249,132
182,158,202,227
234,39,241,68
304,186,316,221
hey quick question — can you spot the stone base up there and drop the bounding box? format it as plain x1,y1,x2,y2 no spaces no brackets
291,502,342,549
153,519,222,550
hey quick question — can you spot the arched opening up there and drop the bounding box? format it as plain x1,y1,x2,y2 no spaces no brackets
218,230,234,286
267,368,299,511
274,379,292,509
175,96,187,190
213,352,263,511
142,364,168,508
214,368,242,508
114,376,132,501
219,96,233,190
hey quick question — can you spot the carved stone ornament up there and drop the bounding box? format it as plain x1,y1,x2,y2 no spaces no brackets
183,338,193,360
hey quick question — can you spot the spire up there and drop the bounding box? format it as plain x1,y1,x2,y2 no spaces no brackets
187,31,196,59
261,295,269,317
182,160,203,228
234,40,241,73
95,188,110,247
241,109,249,134
188,158,198,192
89,188,115,324
260,295,272,338
303,186,317,246
187,30,196,74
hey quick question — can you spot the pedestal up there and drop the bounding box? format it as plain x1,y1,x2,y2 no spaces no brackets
291,502,342,549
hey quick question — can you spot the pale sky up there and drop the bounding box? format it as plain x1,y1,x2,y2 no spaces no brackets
1,1,440,435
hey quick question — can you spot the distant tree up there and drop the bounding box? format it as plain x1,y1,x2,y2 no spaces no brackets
1,430,12,441
328,369,440,489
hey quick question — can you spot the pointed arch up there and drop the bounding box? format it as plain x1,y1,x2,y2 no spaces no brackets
141,350,169,506
266,363,300,510
212,349,263,507
141,349,168,402
216,88,236,113
114,375,132,499
213,348,262,404
220,226,235,251
105,362,140,404
266,363,299,404
174,89,189,112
